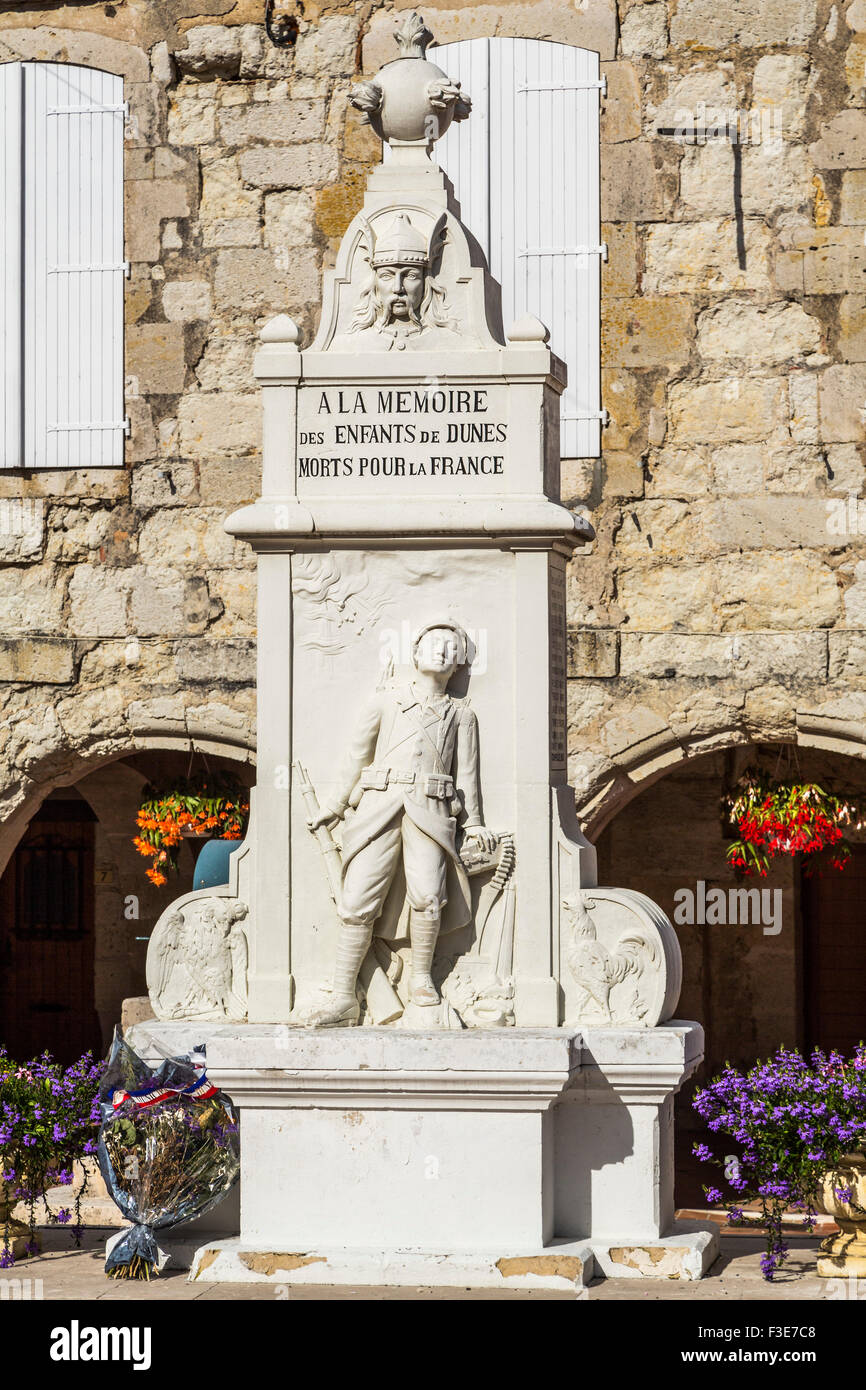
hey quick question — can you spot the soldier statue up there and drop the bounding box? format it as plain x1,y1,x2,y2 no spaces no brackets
302,619,496,1026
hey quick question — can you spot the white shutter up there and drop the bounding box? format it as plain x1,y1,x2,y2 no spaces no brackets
436,38,604,458
29,63,126,468
429,39,491,255
0,62,126,469
1,63,24,467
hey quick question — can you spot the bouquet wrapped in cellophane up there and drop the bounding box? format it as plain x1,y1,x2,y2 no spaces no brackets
98,1032,239,1280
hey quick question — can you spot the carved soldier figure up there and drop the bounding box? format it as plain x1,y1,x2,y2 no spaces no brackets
303,620,496,1026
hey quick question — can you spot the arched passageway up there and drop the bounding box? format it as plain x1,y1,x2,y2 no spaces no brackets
0,743,254,1063
594,742,866,1207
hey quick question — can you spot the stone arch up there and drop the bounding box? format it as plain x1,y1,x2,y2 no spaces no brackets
0,697,255,1050
0,29,151,85
576,705,866,839
0,692,255,878
361,4,619,70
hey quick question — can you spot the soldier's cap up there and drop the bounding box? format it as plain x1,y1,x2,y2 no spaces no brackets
411,619,469,665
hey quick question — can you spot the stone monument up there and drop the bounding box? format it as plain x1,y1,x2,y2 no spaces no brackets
131,12,717,1290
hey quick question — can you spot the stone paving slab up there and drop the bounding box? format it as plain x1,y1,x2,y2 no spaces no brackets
2,1228,841,1301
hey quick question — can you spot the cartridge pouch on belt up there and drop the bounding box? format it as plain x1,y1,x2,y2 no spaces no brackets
359,767,454,799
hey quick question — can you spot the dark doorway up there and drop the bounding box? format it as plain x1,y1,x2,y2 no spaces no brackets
802,844,866,1057
0,799,101,1064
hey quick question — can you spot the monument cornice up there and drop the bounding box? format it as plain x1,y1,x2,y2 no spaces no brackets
224,498,595,548
279,351,567,394
207,1066,578,1112
253,353,568,393
573,1022,705,1103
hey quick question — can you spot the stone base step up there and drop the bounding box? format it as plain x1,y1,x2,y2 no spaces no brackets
189,1238,598,1291
12,1186,126,1230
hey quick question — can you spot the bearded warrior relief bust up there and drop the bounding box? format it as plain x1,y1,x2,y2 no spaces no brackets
348,212,458,349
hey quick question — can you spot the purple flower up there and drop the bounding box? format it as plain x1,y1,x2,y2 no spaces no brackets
55,1208,72,1225
693,1143,713,1162
691,1041,866,1282
705,1187,723,1205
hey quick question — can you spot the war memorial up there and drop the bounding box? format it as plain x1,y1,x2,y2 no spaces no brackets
131,14,714,1293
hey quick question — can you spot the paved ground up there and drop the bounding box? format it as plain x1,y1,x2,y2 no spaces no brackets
2,1226,843,1301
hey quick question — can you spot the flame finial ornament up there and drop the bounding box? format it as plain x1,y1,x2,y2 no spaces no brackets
394,11,435,59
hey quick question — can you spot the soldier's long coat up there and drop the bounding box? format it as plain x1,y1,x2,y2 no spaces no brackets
329,685,484,940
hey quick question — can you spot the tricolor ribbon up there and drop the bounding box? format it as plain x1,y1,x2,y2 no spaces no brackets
111,1072,218,1110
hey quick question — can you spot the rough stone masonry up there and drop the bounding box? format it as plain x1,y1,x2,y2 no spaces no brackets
0,0,863,871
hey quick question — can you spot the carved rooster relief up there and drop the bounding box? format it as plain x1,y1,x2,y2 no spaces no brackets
563,893,659,1025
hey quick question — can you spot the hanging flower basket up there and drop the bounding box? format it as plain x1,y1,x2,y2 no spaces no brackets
133,774,249,888
722,768,861,878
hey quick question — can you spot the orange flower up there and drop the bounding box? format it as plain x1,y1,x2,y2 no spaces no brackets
135,782,249,887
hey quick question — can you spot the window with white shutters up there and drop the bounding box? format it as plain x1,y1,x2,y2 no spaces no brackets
0,62,126,469
434,38,604,459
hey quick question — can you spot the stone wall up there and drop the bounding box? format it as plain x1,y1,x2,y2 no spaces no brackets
0,0,862,867
566,0,866,832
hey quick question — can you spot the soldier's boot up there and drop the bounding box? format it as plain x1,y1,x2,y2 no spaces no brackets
409,906,441,1006
294,918,369,1026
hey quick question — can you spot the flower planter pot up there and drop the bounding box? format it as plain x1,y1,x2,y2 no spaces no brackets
193,836,243,891
1,1184,42,1261
817,1152,866,1277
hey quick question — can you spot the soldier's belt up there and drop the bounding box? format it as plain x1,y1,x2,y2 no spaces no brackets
360,767,454,799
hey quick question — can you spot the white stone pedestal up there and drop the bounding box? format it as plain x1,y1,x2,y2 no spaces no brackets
175,1022,717,1289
